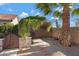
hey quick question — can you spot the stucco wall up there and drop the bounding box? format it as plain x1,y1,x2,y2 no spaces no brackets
70,27,79,44
52,27,79,45
31,29,52,38
33,27,79,45
11,17,19,25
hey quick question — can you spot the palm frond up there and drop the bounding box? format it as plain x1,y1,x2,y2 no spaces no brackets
72,8,79,15
36,3,52,15
53,11,62,19
51,3,58,7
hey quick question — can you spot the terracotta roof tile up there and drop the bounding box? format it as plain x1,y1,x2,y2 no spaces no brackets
0,14,17,21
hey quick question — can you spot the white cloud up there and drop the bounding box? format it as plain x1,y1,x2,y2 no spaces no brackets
18,12,29,19
55,17,59,20
0,3,7,6
35,12,41,15
56,6,74,12
31,9,38,13
50,17,54,20
69,6,74,10
69,6,73,9
50,17,59,21
50,17,58,19
55,7,63,12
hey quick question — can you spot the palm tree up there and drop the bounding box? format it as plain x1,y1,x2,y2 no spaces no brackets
36,3,79,47
60,4,70,47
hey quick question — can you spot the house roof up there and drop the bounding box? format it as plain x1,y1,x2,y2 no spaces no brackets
0,14,17,21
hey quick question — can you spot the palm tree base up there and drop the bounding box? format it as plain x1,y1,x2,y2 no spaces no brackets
59,32,71,47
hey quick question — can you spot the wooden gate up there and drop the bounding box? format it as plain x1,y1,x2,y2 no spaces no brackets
3,33,19,50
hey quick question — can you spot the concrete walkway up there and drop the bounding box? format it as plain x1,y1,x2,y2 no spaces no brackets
0,49,19,56
18,38,79,56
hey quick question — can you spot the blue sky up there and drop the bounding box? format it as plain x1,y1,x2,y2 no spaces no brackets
0,3,79,27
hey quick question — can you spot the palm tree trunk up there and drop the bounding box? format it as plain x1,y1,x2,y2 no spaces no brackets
60,4,71,47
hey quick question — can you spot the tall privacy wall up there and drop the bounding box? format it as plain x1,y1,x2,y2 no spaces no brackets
33,27,79,45
51,27,79,45
70,27,79,44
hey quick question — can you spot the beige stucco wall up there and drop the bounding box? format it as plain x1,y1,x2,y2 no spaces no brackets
33,27,79,45
52,27,79,45
11,17,19,25
70,27,79,44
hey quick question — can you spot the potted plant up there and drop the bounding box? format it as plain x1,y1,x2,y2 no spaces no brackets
18,16,46,51
18,19,32,51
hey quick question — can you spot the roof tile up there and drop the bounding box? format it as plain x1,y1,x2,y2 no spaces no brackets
0,14,17,21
